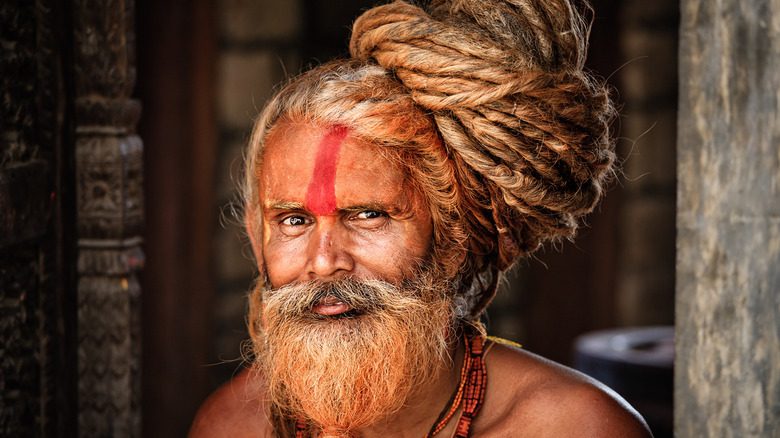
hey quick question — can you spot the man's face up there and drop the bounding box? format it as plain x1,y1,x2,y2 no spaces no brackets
252,121,455,433
259,120,434,294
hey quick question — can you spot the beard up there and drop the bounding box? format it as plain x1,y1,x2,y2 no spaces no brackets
248,268,456,436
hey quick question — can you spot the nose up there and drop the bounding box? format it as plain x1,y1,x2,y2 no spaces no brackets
305,217,354,280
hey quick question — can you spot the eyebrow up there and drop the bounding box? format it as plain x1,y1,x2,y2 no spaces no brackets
265,201,305,211
264,200,397,214
339,202,396,214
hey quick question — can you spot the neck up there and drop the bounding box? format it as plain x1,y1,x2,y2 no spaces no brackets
347,335,465,438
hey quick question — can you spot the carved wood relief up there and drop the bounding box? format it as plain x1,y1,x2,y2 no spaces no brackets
1,0,66,436
73,0,143,436
2,0,143,436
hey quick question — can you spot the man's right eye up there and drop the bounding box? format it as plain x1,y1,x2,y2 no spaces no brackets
281,215,307,226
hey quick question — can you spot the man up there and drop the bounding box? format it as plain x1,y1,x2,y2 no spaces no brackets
192,0,652,436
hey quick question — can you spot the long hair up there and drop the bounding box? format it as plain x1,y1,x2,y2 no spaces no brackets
243,0,616,319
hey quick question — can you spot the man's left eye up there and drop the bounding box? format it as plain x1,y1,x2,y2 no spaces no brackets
354,210,386,220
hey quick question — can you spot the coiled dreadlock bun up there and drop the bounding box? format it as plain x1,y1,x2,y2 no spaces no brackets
350,0,616,271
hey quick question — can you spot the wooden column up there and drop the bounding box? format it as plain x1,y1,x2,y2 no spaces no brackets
73,0,143,435
677,1,780,436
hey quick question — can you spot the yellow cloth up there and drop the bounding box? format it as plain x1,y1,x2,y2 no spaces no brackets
486,335,523,349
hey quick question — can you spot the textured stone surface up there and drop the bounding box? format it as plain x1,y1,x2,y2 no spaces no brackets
612,0,678,330
214,220,255,283
617,197,675,325
218,51,283,128
620,28,678,104
219,0,302,41
621,108,677,191
621,0,679,24
215,139,248,201
677,0,780,436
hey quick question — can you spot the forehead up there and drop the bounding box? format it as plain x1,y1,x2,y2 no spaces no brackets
259,121,409,207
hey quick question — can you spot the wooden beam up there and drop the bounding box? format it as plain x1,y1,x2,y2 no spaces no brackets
136,0,217,435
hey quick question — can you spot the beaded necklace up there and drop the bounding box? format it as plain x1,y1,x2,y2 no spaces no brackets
425,333,487,437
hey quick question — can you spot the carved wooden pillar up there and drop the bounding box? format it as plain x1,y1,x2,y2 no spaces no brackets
1,0,77,436
677,0,780,436
73,0,143,436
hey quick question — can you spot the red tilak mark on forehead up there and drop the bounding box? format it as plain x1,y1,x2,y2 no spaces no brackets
305,125,349,215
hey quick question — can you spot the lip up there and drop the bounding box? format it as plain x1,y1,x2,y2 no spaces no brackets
311,295,352,316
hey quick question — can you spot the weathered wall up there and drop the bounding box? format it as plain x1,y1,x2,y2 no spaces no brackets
136,0,217,436
210,0,305,388
511,0,678,364
614,0,678,327
676,0,780,436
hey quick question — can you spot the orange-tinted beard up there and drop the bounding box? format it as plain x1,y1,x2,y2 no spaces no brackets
252,273,455,435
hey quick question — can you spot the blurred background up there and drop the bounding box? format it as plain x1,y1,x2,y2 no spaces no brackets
136,0,677,436
0,0,676,436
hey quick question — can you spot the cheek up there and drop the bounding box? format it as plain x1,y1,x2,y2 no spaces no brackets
262,232,308,287
407,214,434,255
350,224,432,280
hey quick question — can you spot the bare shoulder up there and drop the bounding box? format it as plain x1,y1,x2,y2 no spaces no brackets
476,342,653,437
189,367,273,438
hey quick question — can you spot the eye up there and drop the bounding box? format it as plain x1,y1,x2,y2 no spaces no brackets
278,214,311,236
348,210,389,230
281,215,308,226
354,210,387,220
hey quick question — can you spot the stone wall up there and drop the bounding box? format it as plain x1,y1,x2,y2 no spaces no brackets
210,0,305,385
508,0,678,365
676,0,780,436
613,0,678,326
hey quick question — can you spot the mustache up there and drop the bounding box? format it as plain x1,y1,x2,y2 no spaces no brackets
257,273,456,432
263,276,439,320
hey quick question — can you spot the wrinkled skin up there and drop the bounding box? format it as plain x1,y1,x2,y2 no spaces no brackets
189,122,653,438
258,121,434,295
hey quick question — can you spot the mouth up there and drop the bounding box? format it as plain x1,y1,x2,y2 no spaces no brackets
311,295,359,318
